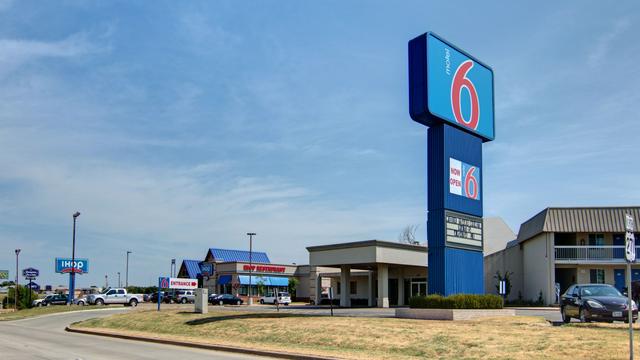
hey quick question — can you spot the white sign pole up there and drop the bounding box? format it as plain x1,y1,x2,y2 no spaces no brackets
625,213,635,360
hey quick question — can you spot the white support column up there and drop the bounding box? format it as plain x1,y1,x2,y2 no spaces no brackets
377,264,389,308
340,265,351,307
368,270,374,307
398,267,405,306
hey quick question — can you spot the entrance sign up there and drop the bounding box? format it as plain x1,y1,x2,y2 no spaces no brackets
55,258,89,274
164,277,198,289
409,32,494,296
409,32,495,141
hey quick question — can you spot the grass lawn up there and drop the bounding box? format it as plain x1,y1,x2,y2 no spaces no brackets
0,305,103,321
72,309,640,359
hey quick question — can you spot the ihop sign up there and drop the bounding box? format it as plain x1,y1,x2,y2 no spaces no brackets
409,32,495,141
55,258,89,274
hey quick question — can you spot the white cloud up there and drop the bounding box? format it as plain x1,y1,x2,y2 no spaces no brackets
588,17,631,67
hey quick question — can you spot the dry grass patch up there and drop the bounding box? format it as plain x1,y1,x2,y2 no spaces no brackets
73,309,640,359
0,305,102,321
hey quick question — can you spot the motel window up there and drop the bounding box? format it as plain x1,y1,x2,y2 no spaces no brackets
588,234,605,246
350,281,357,295
589,269,605,284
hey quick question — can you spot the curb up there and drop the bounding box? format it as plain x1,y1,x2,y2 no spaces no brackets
65,326,340,360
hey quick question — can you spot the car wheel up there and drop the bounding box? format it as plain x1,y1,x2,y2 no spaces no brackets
284,303,289,306
219,300,223,306
78,301,85,306
129,299,138,307
260,299,264,304
237,300,241,305
561,307,570,323
38,303,43,307
96,299,104,306
579,308,589,323
181,298,187,304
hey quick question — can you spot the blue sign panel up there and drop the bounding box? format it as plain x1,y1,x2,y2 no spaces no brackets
199,262,213,276
22,268,39,279
55,258,89,274
409,32,495,142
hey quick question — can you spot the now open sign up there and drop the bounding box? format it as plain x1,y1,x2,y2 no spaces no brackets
55,258,89,274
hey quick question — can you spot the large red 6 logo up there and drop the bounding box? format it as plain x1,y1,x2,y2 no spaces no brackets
451,60,479,130
464,167,478,200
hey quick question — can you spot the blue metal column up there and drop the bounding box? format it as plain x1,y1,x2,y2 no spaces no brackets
427,123,484,295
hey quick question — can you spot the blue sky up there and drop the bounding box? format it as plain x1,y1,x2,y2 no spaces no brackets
1,1,639,287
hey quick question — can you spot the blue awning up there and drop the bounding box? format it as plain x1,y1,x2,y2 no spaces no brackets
238,275,289,286
218,275,232,285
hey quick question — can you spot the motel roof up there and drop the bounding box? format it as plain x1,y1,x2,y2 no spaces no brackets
516,207,640,244
205,248,271,264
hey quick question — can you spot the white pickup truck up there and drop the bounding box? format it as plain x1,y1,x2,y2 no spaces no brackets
86,287,143,307
259,291,291,305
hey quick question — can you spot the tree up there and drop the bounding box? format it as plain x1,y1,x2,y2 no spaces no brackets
256,279,266,297
494,271,513,298
398,225,420,245
2,285,37,310
288,277,299,299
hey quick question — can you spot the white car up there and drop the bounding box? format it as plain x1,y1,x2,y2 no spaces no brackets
259,291,291,305
74,296,88,306
32,295,53,307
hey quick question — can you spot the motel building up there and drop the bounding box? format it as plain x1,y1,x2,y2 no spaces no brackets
176,217,513,308
485,207,640,305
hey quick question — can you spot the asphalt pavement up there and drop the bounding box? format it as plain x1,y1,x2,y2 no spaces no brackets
0,308,272,360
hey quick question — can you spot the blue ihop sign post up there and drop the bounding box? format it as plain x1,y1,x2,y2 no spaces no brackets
409,32,495,296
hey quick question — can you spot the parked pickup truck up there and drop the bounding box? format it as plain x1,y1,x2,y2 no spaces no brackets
259,291,291,305
86,287,143,307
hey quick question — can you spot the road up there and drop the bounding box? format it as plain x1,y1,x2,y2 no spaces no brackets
0,308,272,360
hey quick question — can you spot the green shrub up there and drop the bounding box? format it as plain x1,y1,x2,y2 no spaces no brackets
409,294,503,309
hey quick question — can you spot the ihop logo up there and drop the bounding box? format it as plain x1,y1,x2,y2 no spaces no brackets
449,158,480,200
426,33,494,141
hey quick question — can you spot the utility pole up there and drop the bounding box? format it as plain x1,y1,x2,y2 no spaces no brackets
68,212,80,305
126,251,132,288
118,272,121,288
14,249,20,311
105,274,108,289
247,233,256,305
171,258,176,277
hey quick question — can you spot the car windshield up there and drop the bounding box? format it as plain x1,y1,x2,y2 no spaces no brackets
580,286,622,297
279,292,289,297
101,287,112,294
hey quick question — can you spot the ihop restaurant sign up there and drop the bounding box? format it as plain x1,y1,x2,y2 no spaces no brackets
55,258,89,274
409,32,494,295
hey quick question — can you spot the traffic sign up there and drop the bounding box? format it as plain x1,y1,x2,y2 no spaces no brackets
625,214,636,263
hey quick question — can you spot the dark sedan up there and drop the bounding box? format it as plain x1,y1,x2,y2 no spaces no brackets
42,294,69,306
561,284,638,323
213,294,243,305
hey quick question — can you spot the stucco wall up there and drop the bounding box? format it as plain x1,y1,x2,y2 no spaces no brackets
484,244,523,301
522,233,554,304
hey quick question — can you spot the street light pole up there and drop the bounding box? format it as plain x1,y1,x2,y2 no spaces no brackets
118,272,121,287
14,249,20,311
126,251,132,288
171,259,176,277
247,233,256,305
68,212,80,305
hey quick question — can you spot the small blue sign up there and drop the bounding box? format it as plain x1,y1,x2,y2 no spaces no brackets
22,268,39,279
409,32,495,141
27,282,40,292
55,258,89,274
199,262,213,276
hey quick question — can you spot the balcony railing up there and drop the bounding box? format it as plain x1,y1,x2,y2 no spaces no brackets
554,245,640,262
